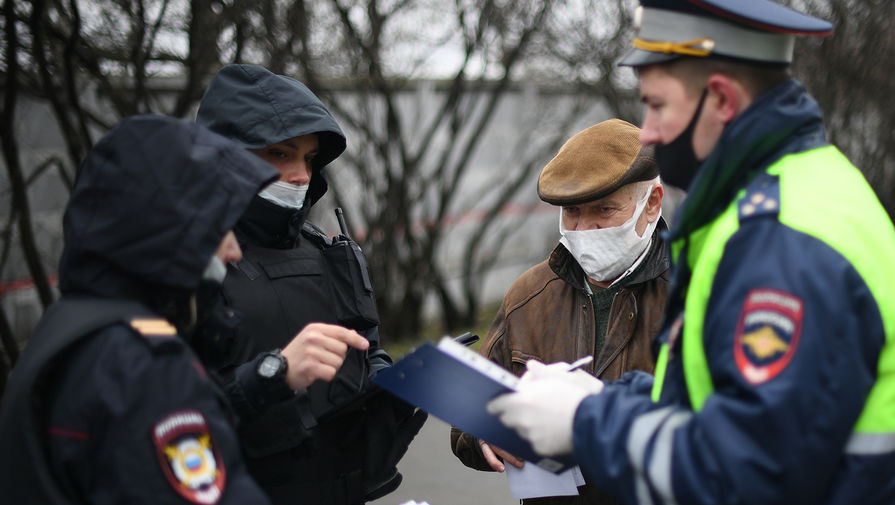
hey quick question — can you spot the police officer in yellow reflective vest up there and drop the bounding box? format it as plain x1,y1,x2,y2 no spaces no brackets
486,1,895,504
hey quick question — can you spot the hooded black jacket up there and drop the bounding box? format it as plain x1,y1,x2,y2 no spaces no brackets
0,115,278,505
194,65,424,505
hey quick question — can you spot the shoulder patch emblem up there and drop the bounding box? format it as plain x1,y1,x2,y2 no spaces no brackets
131,318,177,336
734,289,803,385
152,410,226,504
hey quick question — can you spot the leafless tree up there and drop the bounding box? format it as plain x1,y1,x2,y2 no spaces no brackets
792,0,895,217
0,0,242,374
2,0,893,385
1,0,633,372
261,0,641,338
292,0,597,338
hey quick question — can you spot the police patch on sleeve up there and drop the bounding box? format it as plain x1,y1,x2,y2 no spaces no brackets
152,410,226,504
734,289,803,385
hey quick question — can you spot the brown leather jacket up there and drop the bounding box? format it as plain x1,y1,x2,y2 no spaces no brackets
450,224,669,505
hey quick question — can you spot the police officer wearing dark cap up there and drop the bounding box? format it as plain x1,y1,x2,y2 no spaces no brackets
451,119,668,505
0,115,283,504
488,1,895,504
192,64,426,505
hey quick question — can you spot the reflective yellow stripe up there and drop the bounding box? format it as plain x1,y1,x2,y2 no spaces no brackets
652,147,895,441
633,37,715,57
681,209,740,411
769,147,895,433
651,343,669,403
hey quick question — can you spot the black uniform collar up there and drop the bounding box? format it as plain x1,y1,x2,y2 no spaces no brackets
235,195,309,249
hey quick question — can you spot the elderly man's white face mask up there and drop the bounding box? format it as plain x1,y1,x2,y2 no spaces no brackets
559,182,660,284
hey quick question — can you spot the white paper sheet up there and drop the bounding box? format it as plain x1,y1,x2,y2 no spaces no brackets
505,463,585,499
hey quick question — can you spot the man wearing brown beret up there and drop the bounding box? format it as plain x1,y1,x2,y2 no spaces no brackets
450,118,668,504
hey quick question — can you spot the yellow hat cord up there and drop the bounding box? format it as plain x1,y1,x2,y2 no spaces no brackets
633,37,715,57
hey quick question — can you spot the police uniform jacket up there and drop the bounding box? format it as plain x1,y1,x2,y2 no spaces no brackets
0,115,278,505
570,79,895,505
451,224,668,505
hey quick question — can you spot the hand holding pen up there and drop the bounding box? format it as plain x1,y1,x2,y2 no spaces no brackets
488,355,604,456
518,355,604,395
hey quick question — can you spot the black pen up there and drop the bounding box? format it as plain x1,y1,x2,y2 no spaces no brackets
453,332,479,347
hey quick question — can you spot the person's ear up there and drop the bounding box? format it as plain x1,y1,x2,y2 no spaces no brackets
645,184,664,223
706,74,747,125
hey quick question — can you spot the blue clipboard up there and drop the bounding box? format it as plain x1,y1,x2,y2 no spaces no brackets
372,337,575,473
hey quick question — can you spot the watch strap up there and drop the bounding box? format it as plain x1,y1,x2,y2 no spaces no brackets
235,352,294,413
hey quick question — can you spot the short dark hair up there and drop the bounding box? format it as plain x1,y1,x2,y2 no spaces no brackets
645,57,790,99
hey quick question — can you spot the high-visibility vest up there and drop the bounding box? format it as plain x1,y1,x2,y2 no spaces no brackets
651,145,895,453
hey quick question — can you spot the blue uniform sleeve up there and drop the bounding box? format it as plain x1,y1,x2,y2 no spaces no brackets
366,326,394,376
47,326,271,505
573,369,674,502
572,219,884,505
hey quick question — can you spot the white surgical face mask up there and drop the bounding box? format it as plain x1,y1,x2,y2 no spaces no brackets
258,181,310,210
559,183,660,283
201,255,228,284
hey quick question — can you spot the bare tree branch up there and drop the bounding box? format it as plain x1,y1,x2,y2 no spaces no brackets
10,0,889,347
793,0,895,219
3,0,54,314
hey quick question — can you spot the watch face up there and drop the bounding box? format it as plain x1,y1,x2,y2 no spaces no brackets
258,355,282,378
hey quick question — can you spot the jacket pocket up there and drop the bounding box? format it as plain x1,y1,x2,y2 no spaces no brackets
510,352,539,377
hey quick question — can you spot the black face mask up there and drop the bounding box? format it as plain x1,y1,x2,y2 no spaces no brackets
655,88,709,191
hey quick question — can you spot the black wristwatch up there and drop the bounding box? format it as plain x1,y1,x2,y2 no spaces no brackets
257,350,289,383
236,350,294,412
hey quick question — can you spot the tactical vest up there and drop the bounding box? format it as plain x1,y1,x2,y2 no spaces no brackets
224,223,379,433
0,298,163,505
651,145,895,454
227,222,378,350
222,223,395,505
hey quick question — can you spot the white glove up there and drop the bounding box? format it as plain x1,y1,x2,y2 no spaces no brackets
520,360,605,395
487,360,604,456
